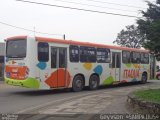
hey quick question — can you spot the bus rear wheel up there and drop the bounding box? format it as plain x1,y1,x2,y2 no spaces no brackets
89,75,99,90
72,75,84,92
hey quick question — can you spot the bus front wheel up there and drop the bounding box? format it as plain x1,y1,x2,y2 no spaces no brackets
141,73,147,84
89,75,99,90
72,75,84,92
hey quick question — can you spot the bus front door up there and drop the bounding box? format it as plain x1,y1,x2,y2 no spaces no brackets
112,52,121,81
51,47,67,88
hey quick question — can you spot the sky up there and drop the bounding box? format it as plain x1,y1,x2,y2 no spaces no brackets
0,0,156,45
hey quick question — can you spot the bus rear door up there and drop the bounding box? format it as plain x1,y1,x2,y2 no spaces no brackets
112,52,121,81
50,47,67,88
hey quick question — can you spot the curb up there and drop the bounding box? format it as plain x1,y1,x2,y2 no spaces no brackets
127,92,160,114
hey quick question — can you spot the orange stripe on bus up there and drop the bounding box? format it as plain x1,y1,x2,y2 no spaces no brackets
36,36,149,53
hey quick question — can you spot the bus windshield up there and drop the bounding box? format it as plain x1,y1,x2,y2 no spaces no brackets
6,39,26,58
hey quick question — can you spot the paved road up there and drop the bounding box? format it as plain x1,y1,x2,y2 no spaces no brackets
0,80,160,119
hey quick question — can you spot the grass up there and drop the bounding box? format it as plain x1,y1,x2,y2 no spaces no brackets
134,89,160,103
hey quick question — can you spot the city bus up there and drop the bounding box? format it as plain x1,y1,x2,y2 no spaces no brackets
5,36,150,92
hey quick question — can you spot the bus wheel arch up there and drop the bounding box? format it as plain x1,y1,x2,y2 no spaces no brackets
89,73,100,90
141,71,148,84
72,74,85,92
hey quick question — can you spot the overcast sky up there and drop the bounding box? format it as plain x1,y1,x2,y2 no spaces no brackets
0,0,155,45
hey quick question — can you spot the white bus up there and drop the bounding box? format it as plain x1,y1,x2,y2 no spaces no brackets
5,36,150,91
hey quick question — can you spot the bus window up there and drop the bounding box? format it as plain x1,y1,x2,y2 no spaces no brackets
69,45,79,62
122,51,130,63
0,56,4,63
59,48,67,68
6,39,26,58
141,53,149,64
80,46,96,62
38,42,49,62
51,48,57,68
97,48,110,63
116,53,121,68
131,52,141,63
112,53,116,68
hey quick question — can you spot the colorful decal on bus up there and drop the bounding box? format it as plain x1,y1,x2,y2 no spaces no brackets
37,62,47,70
5,65,29,80
123,69,140,79
94,65,103,75
45,69,71,88
5,77,40,89
83,63,92,71
103,76,114,85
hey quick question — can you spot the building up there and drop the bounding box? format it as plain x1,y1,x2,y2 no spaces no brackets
0,42,5,81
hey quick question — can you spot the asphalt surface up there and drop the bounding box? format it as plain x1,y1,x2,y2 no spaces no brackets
0,80,160,120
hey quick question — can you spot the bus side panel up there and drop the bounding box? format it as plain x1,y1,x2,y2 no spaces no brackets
26,37,42,89
121,63,141,82
121,63,150,83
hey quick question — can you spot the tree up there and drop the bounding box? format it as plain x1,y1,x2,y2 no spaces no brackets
113,25,145,48
137,0,160,60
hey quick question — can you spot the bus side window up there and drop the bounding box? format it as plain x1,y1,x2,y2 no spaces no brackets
97,48,110,63
69,45,79,62
38,42,49,62
80,46,87,62
131,52,141,63
80,46,96,63
144,53,149,64
141,53,149,64
87,47,96,62
122,51,130,63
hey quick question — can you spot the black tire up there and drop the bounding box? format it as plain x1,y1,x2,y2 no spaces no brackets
72,75,84,92
157,75,160,80
141,73,147,84
89,75,99,90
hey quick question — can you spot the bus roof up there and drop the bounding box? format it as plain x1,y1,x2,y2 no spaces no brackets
36,37,149,53
6,36,27,41
6,36,149,53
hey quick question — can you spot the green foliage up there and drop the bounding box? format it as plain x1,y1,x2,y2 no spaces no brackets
113,25,145,48
134,89,160,103
137,0,160,60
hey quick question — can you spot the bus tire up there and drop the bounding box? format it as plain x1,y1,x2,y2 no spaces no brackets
141,73,147,84
89,75,99,90
72,75,84,92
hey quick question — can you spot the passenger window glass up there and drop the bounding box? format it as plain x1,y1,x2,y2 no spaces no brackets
122,51,130,63
38,42,49,62
59,48,66,68
80,46,96,62
97,48,110,63
112,53,116,68
141,53,149,64
51,48,57,68
116,54,121,68
131,52,141,63
69,45,79,62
